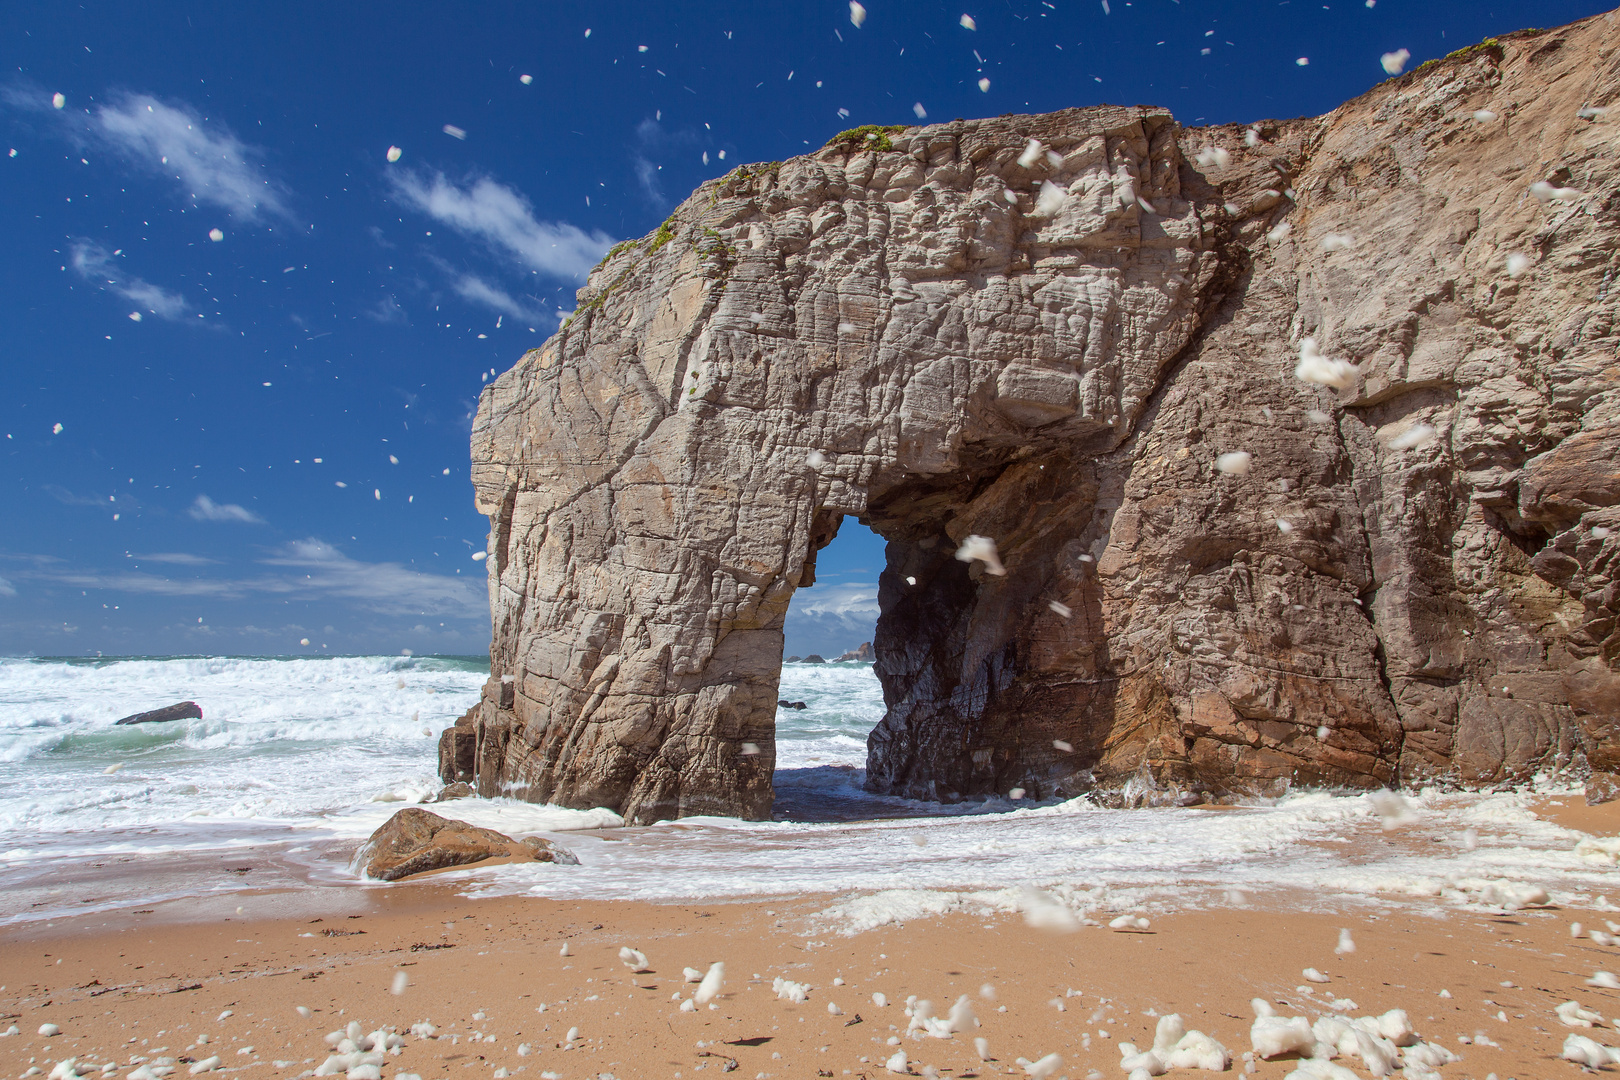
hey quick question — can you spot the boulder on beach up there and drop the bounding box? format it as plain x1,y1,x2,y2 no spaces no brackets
358,807,577,882
115,701,202,726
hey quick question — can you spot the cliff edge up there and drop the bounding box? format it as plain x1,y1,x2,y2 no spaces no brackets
450,10,1620,822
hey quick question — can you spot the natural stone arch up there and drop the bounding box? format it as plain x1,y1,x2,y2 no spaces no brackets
448,18,1620,821
464,106,1224,823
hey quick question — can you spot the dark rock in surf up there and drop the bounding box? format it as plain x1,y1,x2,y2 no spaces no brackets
778,700,807,710
115,701,202,726
802,654,825,664
431,781,475,802
784,656,802,663
438,705,477,784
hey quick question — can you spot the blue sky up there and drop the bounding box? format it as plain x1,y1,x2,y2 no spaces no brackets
0,0,1606,658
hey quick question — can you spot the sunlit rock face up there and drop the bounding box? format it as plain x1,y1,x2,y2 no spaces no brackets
454,12,1620,821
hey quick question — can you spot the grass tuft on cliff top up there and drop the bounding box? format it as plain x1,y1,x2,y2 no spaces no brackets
826,124,908,152
650,218,677,251
594,237,643,270
1414,36,1507,75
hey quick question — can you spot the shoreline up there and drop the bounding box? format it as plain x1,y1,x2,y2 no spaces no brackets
0,795,1614,1077
5,786,1617,929
3,866,1615,1079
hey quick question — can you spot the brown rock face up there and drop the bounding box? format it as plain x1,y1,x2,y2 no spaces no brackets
438,705,478,785
461,13,1620,822
357,807,575,882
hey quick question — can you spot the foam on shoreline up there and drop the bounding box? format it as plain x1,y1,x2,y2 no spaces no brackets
4,656,1618,936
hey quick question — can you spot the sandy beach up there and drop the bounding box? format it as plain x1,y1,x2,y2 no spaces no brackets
2,795,1616,1080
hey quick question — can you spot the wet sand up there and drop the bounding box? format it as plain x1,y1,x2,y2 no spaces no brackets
4,800,1619,1080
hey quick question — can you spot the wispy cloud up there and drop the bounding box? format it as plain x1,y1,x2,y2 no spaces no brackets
132,553,217,565
0,576,16,598
791,582,880,621
70,240,188,320
15,541,485,619
366,295,408,324
630,117,702,206
92,94,293,222
390,170,613,281
188,495,263,524
453,274,545,323
258,540,486,618
34,569,239,598
44,482,142,510
784,580,879,656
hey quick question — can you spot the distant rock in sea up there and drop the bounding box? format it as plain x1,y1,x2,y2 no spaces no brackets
357,807,577,882
784,655,801,663
802,654,825,664
114,701,201,726
837,642,875,662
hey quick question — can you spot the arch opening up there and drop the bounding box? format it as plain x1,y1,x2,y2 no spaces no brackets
858,450,1121,810
770,517,886,821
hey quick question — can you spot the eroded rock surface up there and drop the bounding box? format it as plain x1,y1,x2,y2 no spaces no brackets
459,13,1620,821
358,807,574,882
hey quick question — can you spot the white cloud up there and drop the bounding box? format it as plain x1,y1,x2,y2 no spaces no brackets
791,581,880,621
188,494,263,524
17,541,485,619
628,117,704,206
37,570,239,598
366,294,409,324
391,170,613,281
453,274,545,322
93,94,293,222
632,153,662,204
132,553,218,565
0,576,15,597
259,540,487,618
70,240,189,320
784,580,880,658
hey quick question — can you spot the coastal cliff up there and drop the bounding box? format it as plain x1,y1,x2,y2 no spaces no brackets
450,10,1620,822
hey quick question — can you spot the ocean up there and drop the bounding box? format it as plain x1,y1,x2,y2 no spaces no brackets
0,655,1612,929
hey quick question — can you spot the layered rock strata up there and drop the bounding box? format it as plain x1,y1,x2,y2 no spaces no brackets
452,11,1620,821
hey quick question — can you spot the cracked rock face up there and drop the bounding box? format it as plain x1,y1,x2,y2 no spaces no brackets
456,12,1620,822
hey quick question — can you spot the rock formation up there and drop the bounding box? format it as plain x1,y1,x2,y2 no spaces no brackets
115,701,201,726
452,10,1620,821
357,807,576,882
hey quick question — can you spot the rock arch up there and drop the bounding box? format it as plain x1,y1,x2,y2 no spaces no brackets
445,15,1620,820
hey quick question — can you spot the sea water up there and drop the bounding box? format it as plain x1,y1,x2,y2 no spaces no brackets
0,655,1612,928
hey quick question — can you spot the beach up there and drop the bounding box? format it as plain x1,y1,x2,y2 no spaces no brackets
3,797,1619,1080
0,797,1616,1080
